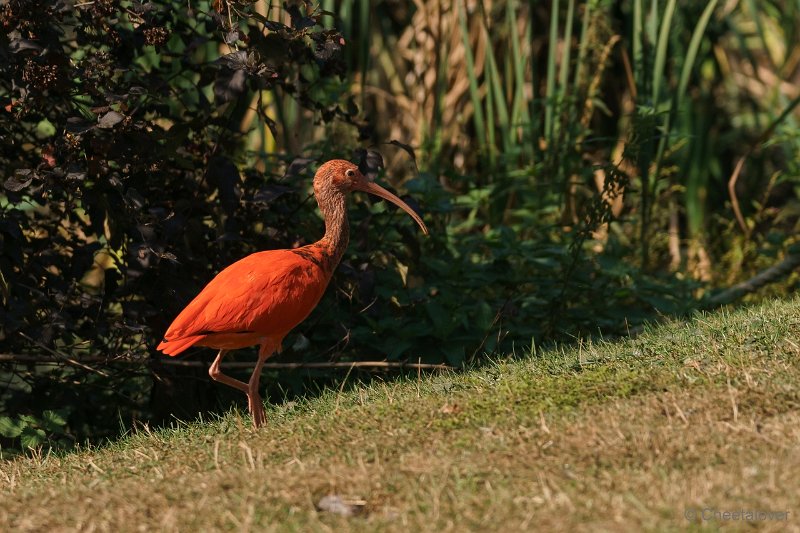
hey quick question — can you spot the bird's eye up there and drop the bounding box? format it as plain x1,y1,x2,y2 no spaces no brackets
345,169,355,178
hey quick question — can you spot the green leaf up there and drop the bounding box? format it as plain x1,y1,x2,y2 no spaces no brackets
41,410,68,433
440,344,465,367
475,301,495,331
20,414,39,425
0,416,24,438
385,339,414,360
20,426,47,449
426,300,455,338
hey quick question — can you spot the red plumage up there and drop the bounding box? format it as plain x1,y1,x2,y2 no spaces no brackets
157,159,428,428
158,249,329,356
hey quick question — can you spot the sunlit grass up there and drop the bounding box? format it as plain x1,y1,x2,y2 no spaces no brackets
3,298,799,530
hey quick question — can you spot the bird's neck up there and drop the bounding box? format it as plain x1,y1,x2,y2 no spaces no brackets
315,188,349,272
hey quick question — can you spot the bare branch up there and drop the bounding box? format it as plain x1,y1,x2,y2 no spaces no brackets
0,353,454,372
706,253,800,307
17,332,111,377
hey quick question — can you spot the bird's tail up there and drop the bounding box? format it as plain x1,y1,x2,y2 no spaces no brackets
157,335,204,356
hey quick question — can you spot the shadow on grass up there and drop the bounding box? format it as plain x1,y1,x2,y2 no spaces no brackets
2,289,713,457
149,349,453,428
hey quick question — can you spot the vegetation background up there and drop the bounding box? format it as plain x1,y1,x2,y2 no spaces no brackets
1,0,799,454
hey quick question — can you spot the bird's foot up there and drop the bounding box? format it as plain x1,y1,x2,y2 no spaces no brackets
247,393,267,429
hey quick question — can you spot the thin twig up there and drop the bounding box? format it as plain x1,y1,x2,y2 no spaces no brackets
0,353,453,371
728,155,748,235
16,333,110,377
470,298,509,361
727,93,800,237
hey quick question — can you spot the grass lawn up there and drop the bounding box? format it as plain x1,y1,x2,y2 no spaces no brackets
2,299,799,532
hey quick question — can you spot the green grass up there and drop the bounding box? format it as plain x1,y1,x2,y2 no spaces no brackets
3,299,800,531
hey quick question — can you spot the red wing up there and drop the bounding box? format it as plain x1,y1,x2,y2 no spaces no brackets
158,250,330,353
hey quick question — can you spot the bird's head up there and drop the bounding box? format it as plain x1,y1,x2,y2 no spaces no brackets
313,159,429,235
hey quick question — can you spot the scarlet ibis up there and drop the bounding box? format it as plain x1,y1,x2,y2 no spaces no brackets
157,159,428,427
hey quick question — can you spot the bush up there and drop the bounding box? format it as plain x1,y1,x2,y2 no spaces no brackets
6,1,787,453
0,0,362,449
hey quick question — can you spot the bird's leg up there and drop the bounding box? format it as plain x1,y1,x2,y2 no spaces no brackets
208,349,248,393
247,351,270,428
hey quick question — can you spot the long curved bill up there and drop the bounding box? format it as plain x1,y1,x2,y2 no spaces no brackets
354,180,429,235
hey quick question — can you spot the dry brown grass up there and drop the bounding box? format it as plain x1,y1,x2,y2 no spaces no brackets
2,300,800,531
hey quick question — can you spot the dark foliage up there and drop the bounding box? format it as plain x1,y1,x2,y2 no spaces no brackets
0,0,366,447
0,1,698,452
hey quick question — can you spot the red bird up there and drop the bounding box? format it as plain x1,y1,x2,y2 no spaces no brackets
157,160,428,427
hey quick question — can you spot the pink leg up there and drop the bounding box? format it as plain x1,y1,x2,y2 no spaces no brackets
247,351,270,428
208,349,248,393
208,347,275,429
